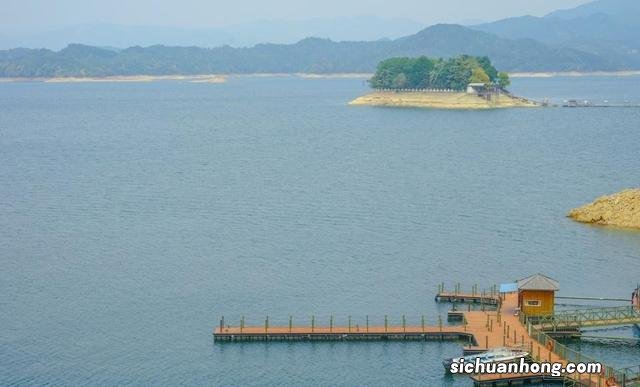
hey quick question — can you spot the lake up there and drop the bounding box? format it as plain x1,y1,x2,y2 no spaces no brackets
1,75,639,385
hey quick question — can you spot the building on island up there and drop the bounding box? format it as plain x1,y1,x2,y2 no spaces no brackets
516,273,559,317
466,83,488,95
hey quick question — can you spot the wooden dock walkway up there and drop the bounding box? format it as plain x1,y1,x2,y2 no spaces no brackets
214,325,474,342
214,289,636,386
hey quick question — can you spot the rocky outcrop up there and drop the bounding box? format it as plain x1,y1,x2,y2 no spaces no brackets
568,189,640,229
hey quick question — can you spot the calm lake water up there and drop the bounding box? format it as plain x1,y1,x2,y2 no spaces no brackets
1,75,639,386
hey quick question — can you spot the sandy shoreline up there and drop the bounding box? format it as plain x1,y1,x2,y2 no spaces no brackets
0,73,371,83
0,75,229,83
349,91,538,110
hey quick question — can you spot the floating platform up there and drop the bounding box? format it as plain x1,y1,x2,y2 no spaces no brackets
545,330,581,339
447,310,465,322
214,329,475,343
214,289,639,386
435,291,501,306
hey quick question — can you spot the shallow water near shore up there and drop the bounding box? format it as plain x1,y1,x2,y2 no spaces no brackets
1,75,639,385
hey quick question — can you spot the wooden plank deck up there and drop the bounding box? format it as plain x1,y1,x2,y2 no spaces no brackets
213,292,620,386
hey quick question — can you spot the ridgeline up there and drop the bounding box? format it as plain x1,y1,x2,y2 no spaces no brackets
0,23,629,78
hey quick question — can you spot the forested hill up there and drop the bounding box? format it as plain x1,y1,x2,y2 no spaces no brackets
369,55,511,90
0,24,622,77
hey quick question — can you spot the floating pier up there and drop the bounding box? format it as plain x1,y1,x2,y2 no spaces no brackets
434,283,501,306
214,283,640,386
214,329,474,343
435,292,500,306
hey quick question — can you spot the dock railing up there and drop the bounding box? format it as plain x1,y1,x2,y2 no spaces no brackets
217,313,472,333
520,313,638,386
614,365,640,386
535,305,640,331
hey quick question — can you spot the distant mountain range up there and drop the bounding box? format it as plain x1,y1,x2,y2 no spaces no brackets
0,17,426,50
1,0,638,77
470,0,640,69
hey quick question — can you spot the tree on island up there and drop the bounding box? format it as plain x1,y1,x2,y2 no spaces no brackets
470,67,490,84
369,55,510,91
392,73,408,89
497,71,511,89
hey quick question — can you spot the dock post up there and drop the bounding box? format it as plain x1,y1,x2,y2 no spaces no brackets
265,316,269,334
240,316,244,333
485,336,488,349
530,341,533,354
486,314,489,328
490,318,493,332
348,316,352,333
330,315,333,333
503,335,506,346
220,316,224,332
289,316,292,333
311,315,315,333
438,315,442,332
366,315,369,333
402,315,406,333
421,315,425,332
384,315,388,333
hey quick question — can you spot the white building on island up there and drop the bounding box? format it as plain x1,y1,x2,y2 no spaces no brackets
466,83,488,95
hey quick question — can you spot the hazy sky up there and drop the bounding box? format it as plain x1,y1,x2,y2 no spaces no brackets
3,0,592,31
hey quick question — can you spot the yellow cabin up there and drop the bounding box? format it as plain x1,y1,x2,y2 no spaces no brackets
517,273,559,317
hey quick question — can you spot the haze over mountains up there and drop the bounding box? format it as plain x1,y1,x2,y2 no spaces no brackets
471,0,640,69
1,0,638,77
0,17,427,50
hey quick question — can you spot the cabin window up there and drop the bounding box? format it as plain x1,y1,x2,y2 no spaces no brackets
525,300,540,306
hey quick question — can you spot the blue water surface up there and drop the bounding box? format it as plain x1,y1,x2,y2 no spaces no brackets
1,75,639,385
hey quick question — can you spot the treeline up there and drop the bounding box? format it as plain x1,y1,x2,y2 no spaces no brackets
0,24,617,78
369,55,510,90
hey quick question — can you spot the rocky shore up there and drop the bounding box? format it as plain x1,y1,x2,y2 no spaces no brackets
568,189,640,229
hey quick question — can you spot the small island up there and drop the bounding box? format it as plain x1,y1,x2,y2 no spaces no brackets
349,55,537,109
568,189,640,229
